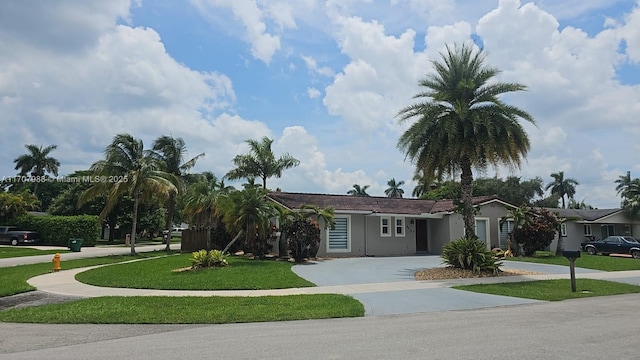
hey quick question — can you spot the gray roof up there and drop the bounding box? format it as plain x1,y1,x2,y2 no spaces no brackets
545,208,622,221
268,192,502,215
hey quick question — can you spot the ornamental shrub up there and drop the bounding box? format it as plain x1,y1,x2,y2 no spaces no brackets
15,214,100,246
442,237,502,274
190,249,228,269
282,217,321,263
512,208,560,256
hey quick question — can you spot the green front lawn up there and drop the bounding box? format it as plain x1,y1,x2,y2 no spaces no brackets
0,252,172,297
0,247,69,259
454,279,640,301
0,295,364,324
0,252,361,324
506,252,640,271
75,254,315,290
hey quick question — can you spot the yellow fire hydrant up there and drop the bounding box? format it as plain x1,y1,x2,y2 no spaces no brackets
52,253,61,272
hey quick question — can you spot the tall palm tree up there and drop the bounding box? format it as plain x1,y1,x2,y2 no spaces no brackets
149,135,205,251
225,136,300,190
620,176,640,220
79,134,177,255
385,178,405,198
615,171,632,199
411,170,433,198
397,43,535,238
13,144,60,196
347,184,370,197
545,171,579,209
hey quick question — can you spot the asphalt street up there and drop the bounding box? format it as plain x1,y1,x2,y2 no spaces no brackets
1,294,638,359
3,248,640,359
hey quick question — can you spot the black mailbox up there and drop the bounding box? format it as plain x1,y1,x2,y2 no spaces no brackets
563,250,581,259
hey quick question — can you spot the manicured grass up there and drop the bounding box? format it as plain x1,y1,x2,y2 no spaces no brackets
76,254,315,290
0,295,364,324
506,253,640,271
0,247,69,259
454,279,640,301
0,251,172,297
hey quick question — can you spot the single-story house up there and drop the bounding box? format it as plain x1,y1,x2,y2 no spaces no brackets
268,192,518,257
549,208,640,251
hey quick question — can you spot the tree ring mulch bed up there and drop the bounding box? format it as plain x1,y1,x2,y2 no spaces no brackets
414,267,545,281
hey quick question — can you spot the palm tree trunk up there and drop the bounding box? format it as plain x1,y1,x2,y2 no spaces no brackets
222,231,243,255
561,195,566,209
460,157,475,239
130,195,139,255
108,215,116,243
555,231,564,256
165,194,175,251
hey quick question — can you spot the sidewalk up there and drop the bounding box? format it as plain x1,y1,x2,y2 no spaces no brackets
9,252,640,316
0,244,169,268
28,263,640,299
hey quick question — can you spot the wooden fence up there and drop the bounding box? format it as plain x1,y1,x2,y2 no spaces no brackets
180,229,209,253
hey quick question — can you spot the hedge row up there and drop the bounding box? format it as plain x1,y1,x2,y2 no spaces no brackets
16,215,100,246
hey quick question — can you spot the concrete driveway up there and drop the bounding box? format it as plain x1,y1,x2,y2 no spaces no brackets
292,256,602,316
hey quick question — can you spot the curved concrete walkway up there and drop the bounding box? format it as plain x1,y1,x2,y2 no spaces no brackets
22,255,640,316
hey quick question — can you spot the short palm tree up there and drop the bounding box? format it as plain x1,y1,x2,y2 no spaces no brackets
149,135,205,251
545,171,579,209
385,178,405,198
397,43,535,238
347,184,370,197
183,172,234,229
500,205,528,256
79,134,177,255
225,136,300,190
183,172,234,250
13,144,60,196
220,186,277,256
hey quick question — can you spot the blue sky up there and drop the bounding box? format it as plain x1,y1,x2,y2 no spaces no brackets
1,0,639,208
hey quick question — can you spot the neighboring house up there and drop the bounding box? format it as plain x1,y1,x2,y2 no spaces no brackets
268,192,517,257
548,208,640,251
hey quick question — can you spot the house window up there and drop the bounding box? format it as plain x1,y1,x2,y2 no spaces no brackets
583,224,592,236
560,223,567,237
475,218,490,248
395,217,405,237
601,224,614,238
381,217,391,237
327,216,350,252
499,220,514,249
623,225,632,236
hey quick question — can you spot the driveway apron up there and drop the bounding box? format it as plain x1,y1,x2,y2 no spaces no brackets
292,256,599,316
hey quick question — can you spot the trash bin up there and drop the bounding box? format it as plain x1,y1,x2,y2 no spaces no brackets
68,238,83,252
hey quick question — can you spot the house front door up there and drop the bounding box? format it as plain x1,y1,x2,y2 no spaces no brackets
415,219,428,253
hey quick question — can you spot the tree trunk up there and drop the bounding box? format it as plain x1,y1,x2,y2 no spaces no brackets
164,193,175,251
33,181,39,200
130,195,139,255
555,232,564,256
108,215,116,243
222,231,243,255
460,157,475,239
